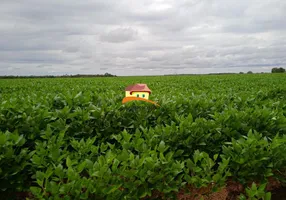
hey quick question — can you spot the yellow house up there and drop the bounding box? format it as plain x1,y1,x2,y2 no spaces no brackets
125,84,151,99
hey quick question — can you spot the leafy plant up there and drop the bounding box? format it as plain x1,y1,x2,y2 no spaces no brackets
0,74,285,199
239,182,271,200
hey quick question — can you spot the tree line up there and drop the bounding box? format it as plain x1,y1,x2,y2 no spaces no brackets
0,73,117,79
271,67,285,73
238,67,285,74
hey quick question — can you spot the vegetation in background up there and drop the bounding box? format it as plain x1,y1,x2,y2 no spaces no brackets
0,73,286,199
271,67,285,73
0,72,116,79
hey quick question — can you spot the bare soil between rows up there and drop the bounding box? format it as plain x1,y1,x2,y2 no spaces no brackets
2,178,286,200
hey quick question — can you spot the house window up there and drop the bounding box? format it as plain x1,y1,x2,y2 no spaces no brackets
142,94,145,98
137,94,139,97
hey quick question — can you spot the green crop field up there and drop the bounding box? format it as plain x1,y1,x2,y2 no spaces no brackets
0,74,286,199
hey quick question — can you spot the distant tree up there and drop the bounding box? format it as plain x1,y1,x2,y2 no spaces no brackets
271,67,285,73
104,72,114,77
239,72,244,74
247,71,253,74
0,73,117,79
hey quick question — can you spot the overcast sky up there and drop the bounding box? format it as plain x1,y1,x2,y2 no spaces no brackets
1,0,286,76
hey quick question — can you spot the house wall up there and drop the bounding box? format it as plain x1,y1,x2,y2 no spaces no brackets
125,91,150,99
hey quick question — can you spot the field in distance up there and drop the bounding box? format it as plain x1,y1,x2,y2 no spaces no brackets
0,73,286,199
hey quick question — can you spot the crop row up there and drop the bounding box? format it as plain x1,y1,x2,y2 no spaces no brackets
0,74,286,199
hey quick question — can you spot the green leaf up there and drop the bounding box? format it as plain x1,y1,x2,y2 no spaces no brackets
158,141,166,153
30,186,42,195
36,171,45,187
0,134,7,145
47,181,58,195
105,184,122,194
45,167,54,179
66,156,72,168
74,92,82,99
258,183,267,191
55,164,64,178
187,113,193,122
77,161,86,173
85,159,93,169
238,194,246,200
194,167,202,173
67,167,76,180
265,192,271,200
117,149,129,162
213,174,221,182
174,150,184,157
112,159,120,172
31,155,42,165
213,154,219,161
16,135,25,146
122,130,132,142
59,184,69,194
251,182,257,191
184,174,192,183
138,186,151,198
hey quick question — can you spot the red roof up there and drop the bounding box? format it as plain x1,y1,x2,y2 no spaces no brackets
125,84,151,94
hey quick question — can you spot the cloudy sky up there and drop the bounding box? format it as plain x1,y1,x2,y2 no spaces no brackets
1,0,286,76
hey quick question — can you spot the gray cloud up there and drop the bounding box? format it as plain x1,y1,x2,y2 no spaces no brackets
100,67,108,70
0,0,286,75
100,27,138,43
36,64,52,68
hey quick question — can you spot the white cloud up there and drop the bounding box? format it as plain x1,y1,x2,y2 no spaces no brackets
0,0,286,75
100,27,138,43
